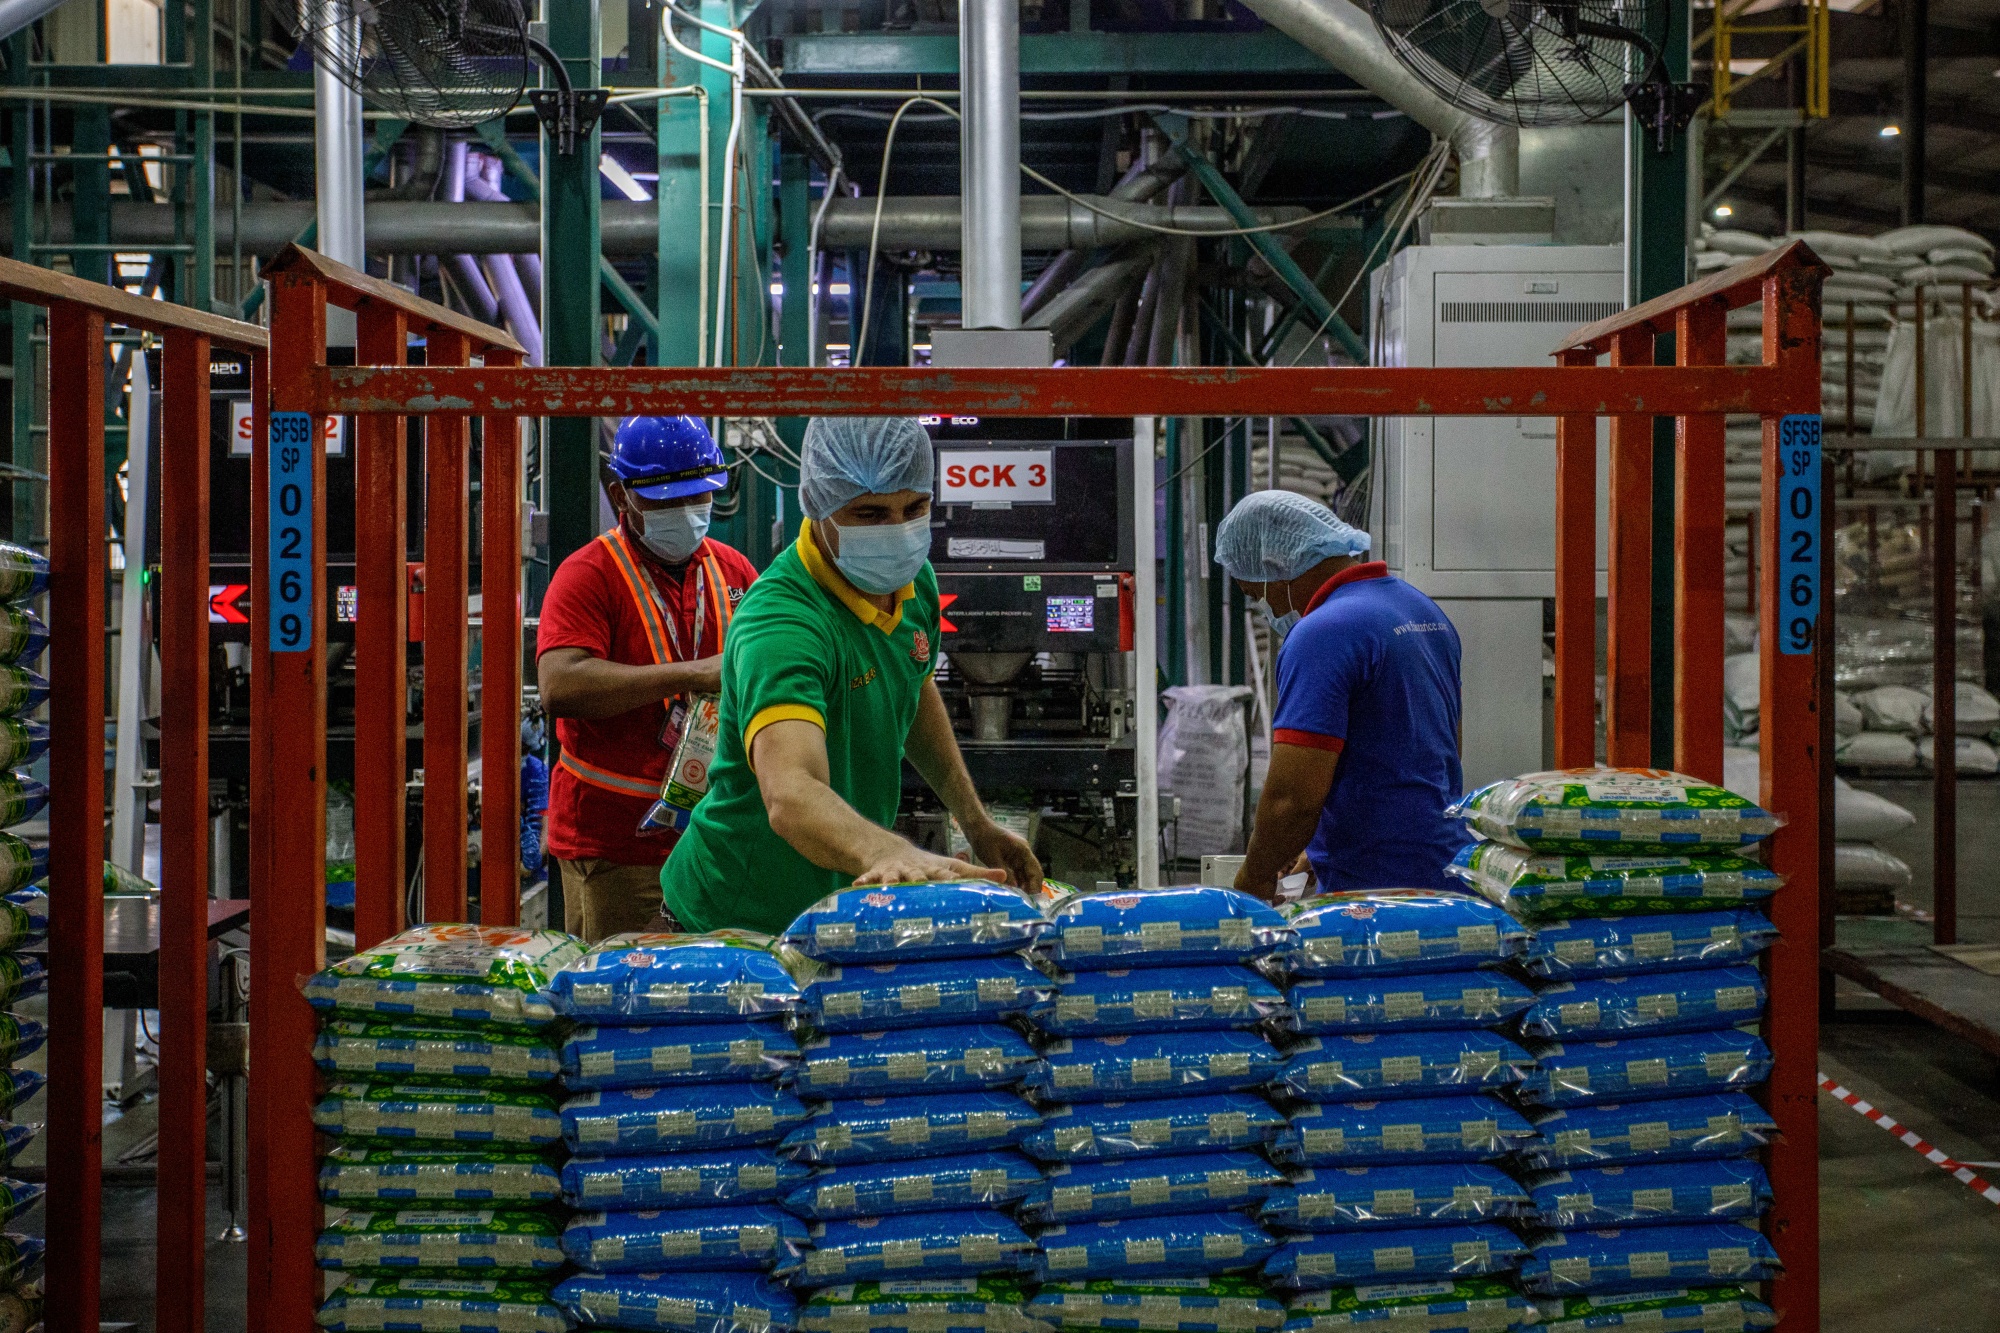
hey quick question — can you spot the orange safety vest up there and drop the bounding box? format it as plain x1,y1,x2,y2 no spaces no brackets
557,526,735,799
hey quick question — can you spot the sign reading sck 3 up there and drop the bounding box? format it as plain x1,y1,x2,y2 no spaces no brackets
937,449,1053,505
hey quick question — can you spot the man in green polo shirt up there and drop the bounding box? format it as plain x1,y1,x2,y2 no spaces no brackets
662,416,1043,934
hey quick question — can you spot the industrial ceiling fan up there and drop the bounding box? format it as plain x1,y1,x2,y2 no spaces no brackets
272,0,606,153
1370,0,1700,152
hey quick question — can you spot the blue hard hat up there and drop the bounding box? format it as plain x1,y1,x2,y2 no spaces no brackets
608,415,728,500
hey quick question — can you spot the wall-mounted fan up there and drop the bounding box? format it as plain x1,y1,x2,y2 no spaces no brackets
272,0,606,153
1371,0,1700,152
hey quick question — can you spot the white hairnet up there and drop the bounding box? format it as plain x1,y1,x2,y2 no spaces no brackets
1214,489,1371,583
798,417,935,519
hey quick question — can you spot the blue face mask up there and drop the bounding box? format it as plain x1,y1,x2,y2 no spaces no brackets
634,499,712,564
1253,598,1302,643
829,514,932,594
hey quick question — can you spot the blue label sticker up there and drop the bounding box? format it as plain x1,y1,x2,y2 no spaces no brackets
268,412,315,654
1777,414,1821,656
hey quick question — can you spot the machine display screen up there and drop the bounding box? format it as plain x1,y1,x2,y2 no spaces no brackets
1045,596,1095,632
930,440,1126,567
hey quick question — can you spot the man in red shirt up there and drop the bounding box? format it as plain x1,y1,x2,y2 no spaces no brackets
535,415,757,939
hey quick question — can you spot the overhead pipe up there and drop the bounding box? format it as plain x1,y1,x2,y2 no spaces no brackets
819,196,1306,250
460,151,547,325
453,147,541,363
0,0,72,43
1021,152,1185,322
960,0,1023,329
1099,284,1141,366
439,141,500,325
1234,0,1517,196
1028,244,1159,354
313,0,366,342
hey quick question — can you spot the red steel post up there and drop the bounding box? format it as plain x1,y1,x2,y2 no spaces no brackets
423,329,472,922
250,272,330,1333
1675,300,1729,785
44,303,107,1333
244,345,272,1274
1553,348,1599,768
354,302,412,948
1606,328,1654,768
156,328,212,1333
1757,261,1825,1333
479,356,525,925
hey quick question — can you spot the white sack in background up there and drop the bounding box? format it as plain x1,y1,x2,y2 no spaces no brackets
1159,684,1254,857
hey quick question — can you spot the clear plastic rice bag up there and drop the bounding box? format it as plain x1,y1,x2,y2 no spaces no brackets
1275,1032,1533,1103
1516,1093,1778,1170
562,1084,812,1155
1515,1031,1773,1108
561,1148,806,1212
802,957,1053,1033
312,1082,564,1149
1532,1284,1777,1332
1448,843,1782,921
1521,1159,1773,1228
1023,1032,1284,1103
1018,1151,1287,1223
560,1205,809,1275
782,881,1048,964
1516,1224,1782,1296
1021,1095,1288,1162
1034,967,1286,1036
1257,1164,1528,1231
1031,1212,1279,1282
1278,892,1527,978
1520,911,1779,979
1518,967,1766,1039
795,1025,1039,1098
1030,1276,1285,1333
0,545,46,603
556,1270,799,1333
799,1278,1043,1333
559,1019,799,1091
552,931,805,1025
1279,1278,1532,1332
801,1211,1037,1286
1278,973,1534,1035
317,1145,563,1208
1265,1096,1538,1168
0,839,43,900
1449,768,1781,855
314,1208,564,1275
313,1020,563,1086
314,1277,567,1333
1041,887,1290,971
1261,1225,1527,1289
305,926,585,1030
783,1151,1045,1221
780,1091,1042,1164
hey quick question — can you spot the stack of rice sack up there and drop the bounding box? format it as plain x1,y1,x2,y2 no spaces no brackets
0,539,46,1195
306,925,584,1333
776,883,1053,1333
1020,887,1292,1333
1447,769,1787,1330
1262,890,1541,1332
547,930,814,1329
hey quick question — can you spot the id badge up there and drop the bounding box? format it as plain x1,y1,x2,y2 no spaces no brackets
659,696,689,751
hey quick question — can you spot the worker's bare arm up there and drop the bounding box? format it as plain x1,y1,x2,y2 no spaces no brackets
1235,742,1340,901
903,678,1045,893
752,717,1000,885
536,646,722,718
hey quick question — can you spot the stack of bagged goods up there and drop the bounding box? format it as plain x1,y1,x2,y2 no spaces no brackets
546,929,815,1329
0,544,46,1266
1261,890,1539,1331
1021,887,1292,1333
305,925,584,1333
1445,769,1786,1329
775,883,1052,1333
1723,745,1917,916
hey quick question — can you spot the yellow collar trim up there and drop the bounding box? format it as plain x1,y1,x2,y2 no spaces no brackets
797,518,913,634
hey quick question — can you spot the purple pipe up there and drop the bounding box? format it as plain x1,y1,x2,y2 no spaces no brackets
440,141,500,324
459,148,544,364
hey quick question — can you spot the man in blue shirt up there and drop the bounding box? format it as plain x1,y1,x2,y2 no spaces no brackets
1214,490,1466,897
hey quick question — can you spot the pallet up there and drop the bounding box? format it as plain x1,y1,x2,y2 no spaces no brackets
1824,942,2000,1059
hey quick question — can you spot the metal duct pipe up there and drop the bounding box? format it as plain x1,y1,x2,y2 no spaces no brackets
1029,245,1158,352
1234,0,1517,197
440,141,500,325
960,0,1022,329
313,3,366,268
821,196,1305,250
1021,154,1184,321
0,0,70,43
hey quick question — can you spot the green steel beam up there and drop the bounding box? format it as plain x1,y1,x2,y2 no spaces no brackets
545,0,605,569
71,106,110,286
1157,114,1367,366
1195,297,1362,484
780,29,1329,77
7,33,31,542
656,1,734,371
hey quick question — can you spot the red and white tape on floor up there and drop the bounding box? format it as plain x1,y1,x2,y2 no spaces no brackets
1819,1071,2000,1208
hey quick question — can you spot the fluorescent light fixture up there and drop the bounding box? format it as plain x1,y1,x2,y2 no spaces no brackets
1713,205,1733,218
599,154,652,201
829,282,852,296
1880,124,1901,137
769,282,783,296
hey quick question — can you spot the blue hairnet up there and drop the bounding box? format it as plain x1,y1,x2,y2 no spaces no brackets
799,417,935,519
1214,489,1371,583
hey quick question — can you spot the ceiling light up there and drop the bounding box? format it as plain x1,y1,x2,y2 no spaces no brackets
1713,205,1734,218
1880,124,1901,137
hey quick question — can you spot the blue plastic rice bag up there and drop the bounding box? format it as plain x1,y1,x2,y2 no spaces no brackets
1448,845,1784,922
0,954,42,1006
1276,1032,1533,1103
1449,769,1782,855
553,930,806,1025
1262,1226,1527,1290
1534,1285,1778,1332
314,1277,568,1332
1279,974,1533,1037
561,1019,799,1091
1257,1165,1527,1231
564,1083,812,1155
1042,887,1289,970
799,1278,1045,1333
319,1145,563,1207
1025,1032,1284,1103
1521,912,1779,980
0,1179,40,1225
0,1015,42,1065
1266,1096,1537,1168
1280,892,1528,978
1517,1094,1777,1170
1519,969,1766,1040
1516,1225,1782,1297
782,882,1047,963
0,775,45,831
801,1211,1037,1286
795,1025,1040,1098
1279,1278,1533,1333
313,1020,563,1085
1019,1152,1287,1223
1032,1212,1277,1282
0,668,45,719
0,1070,40,1117
0,1232,38,1287
316,1208,564,1274
313,1082,564,1148
563,1148,808,1211
0,723,46,777
305,925,584,1030
0,545,46,603
1035,967,1286,1036
802,957,1054,1033
1524,1160,1773,1229
555,1270,799,1333
0,1122,34,1167
1029,1277,1285,1333
783,1151,1045,1220
1022,1095,1288,1162
1515,1031,1773,1108
561,1205,810,1274
0,841,44,900
781,1091,1042,1164
0,608,45,668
